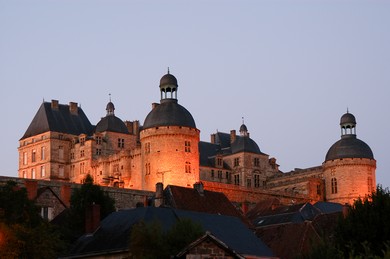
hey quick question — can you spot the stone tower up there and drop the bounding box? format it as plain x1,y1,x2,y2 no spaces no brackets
139,72,200,191
323,112,376,204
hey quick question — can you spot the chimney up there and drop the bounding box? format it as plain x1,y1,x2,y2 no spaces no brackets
25,180,38,200
60,184,71,207
152,103,160,109
51,99,59,110
210,133,216,144
125,121,134,134
69,102,78,115
194,182,204,196
155,182,164,207
85,204,100,234
230,130,236,143
133,120,140,137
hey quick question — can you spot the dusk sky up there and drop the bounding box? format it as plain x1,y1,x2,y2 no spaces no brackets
1,1,389,187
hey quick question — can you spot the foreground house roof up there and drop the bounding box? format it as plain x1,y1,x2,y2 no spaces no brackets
64,207,274,258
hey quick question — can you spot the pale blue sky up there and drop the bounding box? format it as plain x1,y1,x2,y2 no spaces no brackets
1,1,389,186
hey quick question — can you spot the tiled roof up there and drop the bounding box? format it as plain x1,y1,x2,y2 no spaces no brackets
65,207,274,258
164,185,245,221
21,102,94,140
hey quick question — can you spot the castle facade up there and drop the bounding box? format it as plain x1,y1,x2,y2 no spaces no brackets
18,72,376,205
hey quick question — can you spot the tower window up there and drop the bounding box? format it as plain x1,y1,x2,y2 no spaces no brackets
254,158,260,167
23,152,28,165
211,169,214,178
96,149,102,156
80,162,85,174
41,165,45,177
145,163,150,175
234,158,240,167
80,150,85,158
41,146,45,160
96,136,102,145
234,174,240,185
59,146,64,160
80,137,85,146
185,162,191,173
31,168,36,179
254,174,260,187
185,141,191,152
32,149,36,163
118,138,125,148
331,178,338,194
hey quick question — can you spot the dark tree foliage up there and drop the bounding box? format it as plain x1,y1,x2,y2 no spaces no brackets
335,185,390,258
0,181,66,258
129,218,204,258
67,174,115,237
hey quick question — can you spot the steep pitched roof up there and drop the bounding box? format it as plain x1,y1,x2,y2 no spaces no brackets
65,207,274,258
21,102,94,140
164,185,245,222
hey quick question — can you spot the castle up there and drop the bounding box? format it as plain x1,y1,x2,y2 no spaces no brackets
18,72,376,205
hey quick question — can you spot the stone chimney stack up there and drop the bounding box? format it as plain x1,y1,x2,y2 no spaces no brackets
230,130,236,143
194,182,204,196
51,99,59,110
85,204,100,234
69,102,78,115
155,182,164,207
210,133,216,144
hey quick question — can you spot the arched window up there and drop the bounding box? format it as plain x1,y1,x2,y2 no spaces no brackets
331,178,338,194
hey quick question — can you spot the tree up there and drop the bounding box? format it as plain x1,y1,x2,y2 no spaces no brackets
0,181,66,258
129,218,204,258
67,175,115,238
335,185,390,258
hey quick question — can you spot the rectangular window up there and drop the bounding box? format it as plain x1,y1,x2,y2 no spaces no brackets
41,207,53,221
96,136,102,145
80,150,85,158
41,165,45,177
32,149,36,163
80,137,85,146
185,141,191,152
70,165,75,178
317,184,321,195
59,134,64,140
185,162,191,173
41,146,45,160
217,157,222,166
31,168,36,179
59,165,64,178
234,174,240,185
59,146,64,160
226,171,230,180
80,162,85,174
254,174,260,187
70,152,75,159
247,179,251,188
211,169,214,178
234,157,240,167
23,171,27,178
254,158,260,167
23,152,28,165
118,138,124,148
218,170,222,179
331,178,338,194
96,149,102,155
145,163,150,175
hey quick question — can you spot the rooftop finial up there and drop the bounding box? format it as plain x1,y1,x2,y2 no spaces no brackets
109,93,111,102
167,67,170,74
347,107,349,113
242,116,244,124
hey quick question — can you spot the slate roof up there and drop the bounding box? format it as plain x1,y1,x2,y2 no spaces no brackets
21,102,94,140
95,115,129,134
65,207,274,258
143,99,196,129
163,185,248,224
313,201,344,214
325,135,374,161
250,203,322,228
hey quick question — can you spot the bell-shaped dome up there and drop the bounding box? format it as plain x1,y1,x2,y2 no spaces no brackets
160,73,178,89
325,135,374,161
143,99,196,130
95,116,129,134
325,112,373,161
340,112,356,126
231,136,261,154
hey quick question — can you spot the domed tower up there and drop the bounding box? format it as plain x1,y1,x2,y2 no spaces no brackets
323,111,376,204
140,71,200,191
